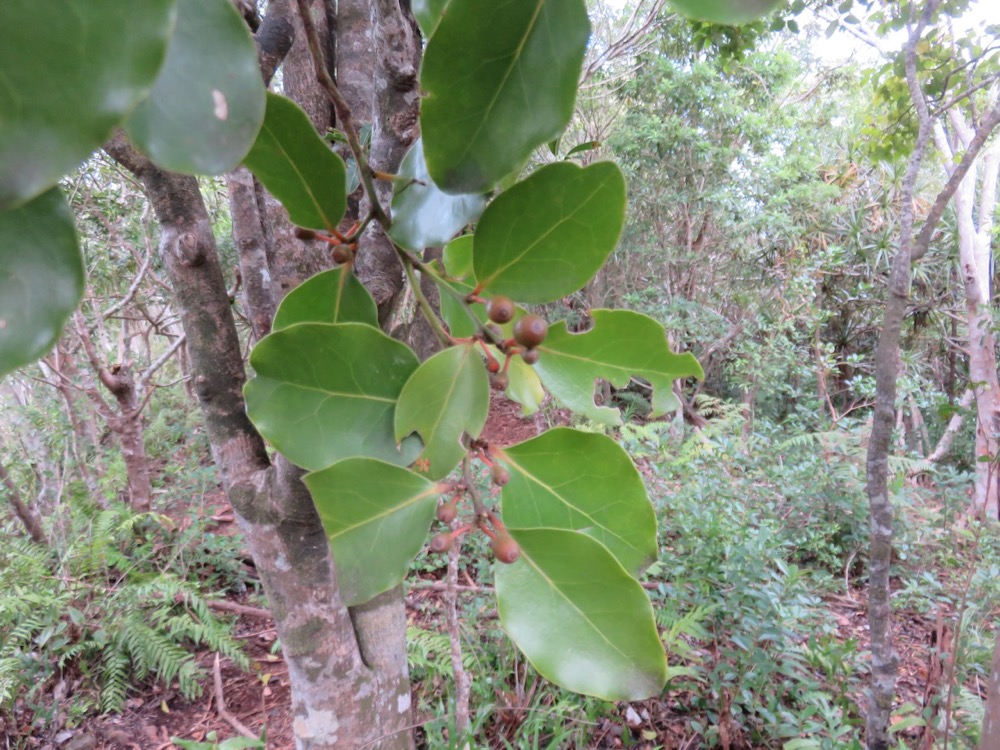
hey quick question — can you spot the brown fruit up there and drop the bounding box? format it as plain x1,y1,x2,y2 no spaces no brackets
513,314,548,349
521,348,540,366
491,372,509,390
332,244,353,265
491,464,510,486
486,295,516,324
492,534,521,564
436,500,458,524
294,227,317,241
429,531,454,554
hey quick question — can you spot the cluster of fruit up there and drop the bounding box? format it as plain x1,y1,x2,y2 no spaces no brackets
478,295,548,389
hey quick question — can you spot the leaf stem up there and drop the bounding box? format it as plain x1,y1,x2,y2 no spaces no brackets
294,0,389,229
401,255,452,348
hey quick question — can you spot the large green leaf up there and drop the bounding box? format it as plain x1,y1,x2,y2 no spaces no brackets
126,0,264,175
243,93,347,231
495,529,667,701
245,323,420,470
0,190,83,378
395,345,489,479
412,0,451,38
473,162,626,303
534,310,703,425
420,0,590,194
499,428,656,575
0,1,174,209
388,139,486,251
306,459,442,607
272,268,378,331
668,0,785,24
442,235,474,280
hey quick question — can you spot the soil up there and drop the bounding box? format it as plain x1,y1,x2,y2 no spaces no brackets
21,395,971,749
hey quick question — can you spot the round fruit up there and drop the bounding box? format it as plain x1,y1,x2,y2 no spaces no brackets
513,314,548,349
429,531,454,554
436,500,458,524
493,534,520,564
667,0,783,24
491,464,510,486
521,349,540,366
491,372,509,390
486,295,516,324
294,227,317,241
332,244,353,265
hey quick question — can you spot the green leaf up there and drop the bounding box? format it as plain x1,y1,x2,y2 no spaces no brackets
0,1,174,209
442,235,474,280
126,0,265,175
388,139,486,251
0,189,83,378
245,323,421,470
306,459,441,606
505,355,544,416
412,0,452,39
473,162,626,303
495,528,667,701
667,0,786,24
272,268,378,331
395,345,490,480
499,428,656,575
534,310,703,425
420,0,590,193
243,93,347,231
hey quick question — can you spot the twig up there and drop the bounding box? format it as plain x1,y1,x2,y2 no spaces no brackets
206,599,272,620
445,519,472,735
213,653,257,739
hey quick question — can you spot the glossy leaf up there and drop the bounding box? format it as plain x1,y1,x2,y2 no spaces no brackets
534,310,703,425
495,529,667,701
505,355,545,416
306,459,442,606
126,0,265,175
667,0,785,24
245,323,420,470
0,190,83,378
0,1,174,209
412,0,452,39
272,268,378,331
499,428,656,575
395,345,489,479
388,139,486,251
243,93,347,231
473,162,626,303
420,0,590,193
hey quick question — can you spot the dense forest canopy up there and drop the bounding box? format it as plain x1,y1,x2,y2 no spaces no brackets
0,1,998,748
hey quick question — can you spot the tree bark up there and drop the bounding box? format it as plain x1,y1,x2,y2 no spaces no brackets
104,132,412,749
0,458,47,544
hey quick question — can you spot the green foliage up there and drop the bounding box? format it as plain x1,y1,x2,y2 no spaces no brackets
0,189,83,378
420,0,590,193
472,161,627,303
667,0,786,25
271,266,379,330
389,139,486,251
0,505,248,726
126,0,265,175
395,344,490,479
0,1,174,209
243,93,348,231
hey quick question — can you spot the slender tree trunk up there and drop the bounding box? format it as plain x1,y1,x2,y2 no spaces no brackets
982,630,1000,749
0,459,47,544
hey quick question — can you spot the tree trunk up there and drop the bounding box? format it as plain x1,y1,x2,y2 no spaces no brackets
0,459,47,544
934,112,1000,520
982,630,1000,750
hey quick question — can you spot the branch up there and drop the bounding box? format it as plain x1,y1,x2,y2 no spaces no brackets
102,245,152,320
139,333,187,389
912,98,1000,262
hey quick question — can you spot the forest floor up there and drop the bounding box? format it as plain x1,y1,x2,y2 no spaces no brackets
58,394,964,749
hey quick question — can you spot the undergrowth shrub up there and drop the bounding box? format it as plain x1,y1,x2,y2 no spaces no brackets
0,503,248,734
